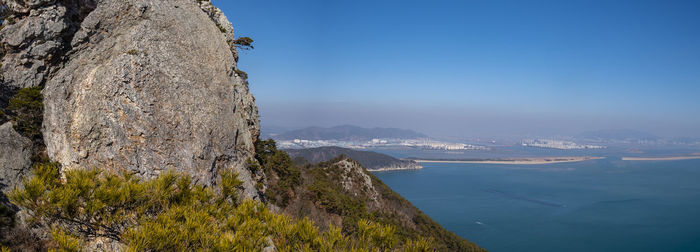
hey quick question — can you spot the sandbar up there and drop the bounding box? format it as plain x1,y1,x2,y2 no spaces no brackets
410,156,603,165
621,156,700,161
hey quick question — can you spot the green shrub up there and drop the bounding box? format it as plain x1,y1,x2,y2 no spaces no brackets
307,173,365,216
51,228,82,251
7,86,43,141
358,219,398,250
9,164,432,251
234,68,248,80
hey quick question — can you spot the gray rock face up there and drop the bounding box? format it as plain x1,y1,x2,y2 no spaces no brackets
39,0,261,198
0,122,33,192
1,4,68,88
0,0,97,88
4,0,56,14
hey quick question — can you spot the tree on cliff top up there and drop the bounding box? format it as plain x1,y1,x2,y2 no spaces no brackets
233,36,254,50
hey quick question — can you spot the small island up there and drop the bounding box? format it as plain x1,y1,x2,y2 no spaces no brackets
408,156,603,165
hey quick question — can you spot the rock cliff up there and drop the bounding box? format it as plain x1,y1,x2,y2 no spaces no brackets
1,0,262,198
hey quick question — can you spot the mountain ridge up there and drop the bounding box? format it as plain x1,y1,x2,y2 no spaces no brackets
274,125,428,141
576,129,659,141
284,146,422,171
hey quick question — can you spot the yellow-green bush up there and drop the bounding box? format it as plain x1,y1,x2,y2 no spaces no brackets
10,163,433,251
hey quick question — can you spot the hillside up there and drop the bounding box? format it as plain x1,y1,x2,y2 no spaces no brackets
256,140,483,251
274,125,427,141
0,0,482,251
285,146,422,171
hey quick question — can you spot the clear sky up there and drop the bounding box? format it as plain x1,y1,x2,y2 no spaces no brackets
213,0,700,138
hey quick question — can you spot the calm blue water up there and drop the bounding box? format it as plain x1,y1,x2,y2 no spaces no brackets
374,158,700,251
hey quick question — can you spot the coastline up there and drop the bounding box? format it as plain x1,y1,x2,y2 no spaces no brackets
409,156,603,165
368,164,424,172
621,156,700,161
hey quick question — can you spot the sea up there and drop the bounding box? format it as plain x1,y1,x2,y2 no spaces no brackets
371,146,700,251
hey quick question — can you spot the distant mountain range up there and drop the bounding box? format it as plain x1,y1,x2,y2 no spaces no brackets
273,125,427,141
284,146,422,171
576,129,659,141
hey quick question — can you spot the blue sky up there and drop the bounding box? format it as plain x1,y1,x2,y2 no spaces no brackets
214,0,700,138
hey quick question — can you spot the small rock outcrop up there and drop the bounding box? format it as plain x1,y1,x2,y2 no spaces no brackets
333,159,381,205
0,122,32,192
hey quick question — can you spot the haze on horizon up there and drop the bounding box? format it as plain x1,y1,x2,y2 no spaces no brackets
215,0,700,138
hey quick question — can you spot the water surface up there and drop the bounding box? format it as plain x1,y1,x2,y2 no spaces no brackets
374,158,700,251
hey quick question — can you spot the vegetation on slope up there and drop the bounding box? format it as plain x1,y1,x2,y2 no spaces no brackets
256,139,485,252
6,162,434,251
252,139,302,207
2,86,49,165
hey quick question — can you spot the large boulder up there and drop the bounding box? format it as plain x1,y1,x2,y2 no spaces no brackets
39,0,261,198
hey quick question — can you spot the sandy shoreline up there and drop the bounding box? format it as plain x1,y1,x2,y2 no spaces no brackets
621,156,700,161
410,156,603,165
368,166,423,172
